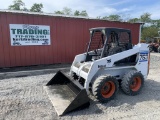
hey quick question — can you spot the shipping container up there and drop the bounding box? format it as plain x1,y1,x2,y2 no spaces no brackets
0,10,141,68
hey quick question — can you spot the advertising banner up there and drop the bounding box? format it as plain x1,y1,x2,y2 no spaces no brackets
9,24,51,46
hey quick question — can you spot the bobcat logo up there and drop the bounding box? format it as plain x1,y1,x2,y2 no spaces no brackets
107,59,111,63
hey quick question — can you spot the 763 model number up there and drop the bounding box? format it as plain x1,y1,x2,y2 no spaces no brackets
139,51,148,62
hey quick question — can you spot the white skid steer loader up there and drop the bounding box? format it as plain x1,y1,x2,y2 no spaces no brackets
44,27,150,116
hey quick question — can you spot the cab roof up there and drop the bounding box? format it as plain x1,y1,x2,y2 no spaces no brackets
90,27,131,33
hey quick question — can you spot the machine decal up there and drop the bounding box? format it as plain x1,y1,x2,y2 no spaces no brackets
139,51,148,62
107,59,111,63
98,65,106,68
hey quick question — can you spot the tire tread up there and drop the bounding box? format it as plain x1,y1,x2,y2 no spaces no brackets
92,75,119,103
121,70,144,95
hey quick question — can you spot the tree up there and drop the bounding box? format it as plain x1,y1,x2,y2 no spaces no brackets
62,7,72,15
30,3,43,12
102,14,121,21
151,20,160,28
54,7,72,15
22,7,29,11
8,0,25,10
54,11,64,14
102,16,108,20
74,10,80,16
108,14,121,21
74,10,88,17
140,13,151,23
128,18,140,23
79,10,88,17
96,16,101,19
155,20,160,28
120,14,131,22
141,26,159,40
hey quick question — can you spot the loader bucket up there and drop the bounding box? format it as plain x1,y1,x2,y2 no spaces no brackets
44,71,90,116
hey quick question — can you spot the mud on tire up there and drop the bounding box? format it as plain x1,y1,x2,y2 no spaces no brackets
121,70,144,96
92,75,119,103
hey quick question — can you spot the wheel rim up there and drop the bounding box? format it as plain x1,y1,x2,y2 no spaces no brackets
101,81,115,98
130,77,141,91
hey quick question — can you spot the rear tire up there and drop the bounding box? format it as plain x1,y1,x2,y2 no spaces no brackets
92,75,119,103
121,70,144,95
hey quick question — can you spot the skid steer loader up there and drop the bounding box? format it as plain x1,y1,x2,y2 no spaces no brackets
44,27,150,116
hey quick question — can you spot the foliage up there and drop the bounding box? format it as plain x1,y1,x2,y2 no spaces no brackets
8,0,43,12
30,3,43,12
22,7,29,11
102,14,121,21
54,11,64,14
151,20,160,28
8,0,25,10
140,12,151,23
54,7,72,15
128,18,140,23
102,16,107,20
141,26,159,40
54,8,88,17
79,10,88,17
62,7,72,15
8,1,88,16
96,16,101,19
74,10,80,16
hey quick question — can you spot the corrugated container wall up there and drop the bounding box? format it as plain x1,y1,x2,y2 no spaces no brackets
0,11,141,68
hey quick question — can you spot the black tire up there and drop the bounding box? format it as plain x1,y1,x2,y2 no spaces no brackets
121,70,144,96
92,75,119,103
158,46,160,53
108,47,123,56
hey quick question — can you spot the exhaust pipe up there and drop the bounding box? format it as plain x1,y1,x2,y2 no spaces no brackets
44,71,90,116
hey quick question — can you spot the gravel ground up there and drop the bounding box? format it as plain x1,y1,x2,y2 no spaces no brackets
0,53,160,120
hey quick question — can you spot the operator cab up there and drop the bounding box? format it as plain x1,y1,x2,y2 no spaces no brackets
85,27,133,64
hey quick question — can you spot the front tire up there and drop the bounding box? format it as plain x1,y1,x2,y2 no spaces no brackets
92,75,119,103
121,70,144,95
